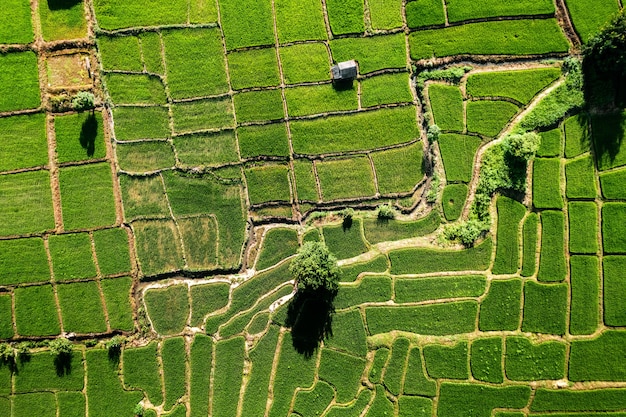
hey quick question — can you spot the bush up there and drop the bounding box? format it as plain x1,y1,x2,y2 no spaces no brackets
290,242,340,293
48,337,72,356
376,203,396,220
71,91,95,111
416,66,472,89
427,124,441,142
444,218,488,246
503,132,541,161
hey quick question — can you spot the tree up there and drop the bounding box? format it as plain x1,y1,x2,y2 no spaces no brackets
72,91,95,111
48,337,73,356
503,132,541,161
290,242,339,293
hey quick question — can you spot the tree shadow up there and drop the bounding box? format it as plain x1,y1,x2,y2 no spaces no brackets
47,0,83,10
284,288,337,358
108,346,121,365
590,111,625,168
54,352,72,377
342,216,353,231
79,112,98,157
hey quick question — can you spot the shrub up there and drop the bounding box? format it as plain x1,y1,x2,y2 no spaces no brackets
444,218,489,246
377,203,396,220
503,132,541,161
71,91,95,111
427,124,441,142
48,338,73,356
416,66,472,89
290,242,340,293
133,403,144,417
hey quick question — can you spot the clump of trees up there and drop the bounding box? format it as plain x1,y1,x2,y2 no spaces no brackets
376,203,396,220
72,91,96,111
290,242,339,293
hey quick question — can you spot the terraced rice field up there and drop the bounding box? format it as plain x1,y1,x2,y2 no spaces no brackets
0,0,625,415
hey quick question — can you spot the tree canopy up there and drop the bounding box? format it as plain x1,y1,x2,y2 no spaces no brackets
290,241,339,293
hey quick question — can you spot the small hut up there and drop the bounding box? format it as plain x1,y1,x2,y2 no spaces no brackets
331,60,358,82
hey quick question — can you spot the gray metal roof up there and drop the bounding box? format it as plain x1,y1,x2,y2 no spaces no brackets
331,60,358,80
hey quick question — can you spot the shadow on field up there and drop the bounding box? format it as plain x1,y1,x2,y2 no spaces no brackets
80,113,98,157
285,288,337,358
54,352,72,377
47,0,83,10
591,112,625,166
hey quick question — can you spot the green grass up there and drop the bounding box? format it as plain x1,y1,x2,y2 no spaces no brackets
569,331,626,381
213,337,245,417
85,349,143,417
537,210,567,282
140,32,165,74
339,254,388,282
532,158,563,209
369,348,389,384
123,341,163,406
293,381,334,416
234,90,284,123
280,43,330,84
326,0,364,34
172,98,235,133
189,334,212,416
369,0,403,29
604,256,626,326
162,28,228,98
119,174,169,220
14,285,60,337
537,128,562,157
367,385,395,416
395,275,486,303
479,278,522,331
133,219,185,276
58,281,107,333
361,73,413,108
293,160,319,201
424,341,468,379
113,106,170,140
0,294,13,339
0,52,41,112
564,0,621,43
98,35,142,71
438,383,531,417
363,211,440,245
14,350,84,392
238,123,290,158
428,84,464,132
58,392,86,417
568,201,598,254
59,163,117,230
241,326,279,414
389,237,492,274
521,213,538,276
438,134,482,182
286,84,358,117
55,112,107,163
446,0,554,22
319,348,366,402
521,280,568,335
565,156,598,198
505,337,566,380
12,392,56,417
49,233,97,281
116,141,176,173
466,67,561,105
256,228,299,270
531,387,626,411
101,277,134,331
219,0,274,49
94,0,188,29
592,110,626,171
245,164,291,205
0,114,48,172
372,143,424,194
105,73,166,105
330,33,406,74
175,131,239,167
325,309,367,357
493,196,526,274
365,301,478,335
382,337,410,395
405,346,437,396
0,0,34,43
0,170,54,236
442,183,468,221
291,106,419,154
189,282,230,327
178,216,219,270
228,48,280,90
406,0,446,28
569,255,599,335
602,203,626,254
471,337,503,383
600,168,626,199
145,285,189,335
466,100,519,137
275,0,327,42
409,19,569,60
93,228,131,276
399,396,433,417
323,218,369,260
564,114,591,158
0,238,49,285
335,275,392,309
317,157,376,200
